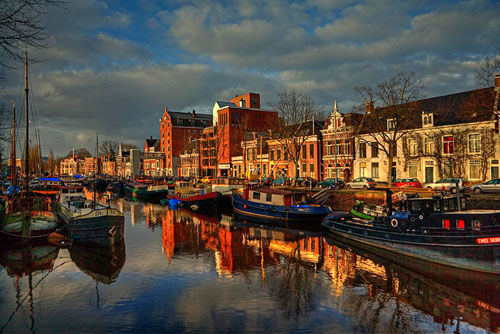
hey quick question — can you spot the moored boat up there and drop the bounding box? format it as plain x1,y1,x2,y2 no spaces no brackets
323,191,500,274
231,183,331,225
167,181,220,211
54,184,124,246
124,182,170,201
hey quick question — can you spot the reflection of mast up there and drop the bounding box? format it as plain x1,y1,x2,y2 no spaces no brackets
10,102,17,191
24,51,30,194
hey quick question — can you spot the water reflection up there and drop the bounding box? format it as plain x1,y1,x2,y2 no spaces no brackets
1,201,499,333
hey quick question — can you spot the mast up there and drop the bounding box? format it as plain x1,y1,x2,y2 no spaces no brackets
93,132,98,206
24,51,30,195
36,129,41,176
334,100,339,181
10,102,16,192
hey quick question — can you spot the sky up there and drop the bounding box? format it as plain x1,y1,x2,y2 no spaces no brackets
1,0,500,157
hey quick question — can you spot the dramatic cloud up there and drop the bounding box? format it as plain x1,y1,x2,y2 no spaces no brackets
0,0,499,156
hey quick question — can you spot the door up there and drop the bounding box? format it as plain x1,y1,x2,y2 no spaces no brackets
425,167,434,183
492,166,499,179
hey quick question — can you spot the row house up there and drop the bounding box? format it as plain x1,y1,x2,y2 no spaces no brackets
116,145,141,178
353,75,500,183
200,126,217,177
266,120,323,179
239,132,270,179
59,156,84,176
321,110,363,181
84,157,99,175
160,108,212,176
179,139,201,177
142,137,164,177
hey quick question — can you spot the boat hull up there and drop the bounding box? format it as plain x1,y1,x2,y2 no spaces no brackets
124,185,169,202
55,205,124,247
323,217,500,274
1,211,58,238
231,193,330,225
168,191,220,211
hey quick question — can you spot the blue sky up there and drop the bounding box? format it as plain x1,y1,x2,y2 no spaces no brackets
1,0,500,156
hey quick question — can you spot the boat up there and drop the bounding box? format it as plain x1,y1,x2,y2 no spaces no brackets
322,190,500,274
68,240,125,284
231,183,331,225
167,181,220,212
54,183,124,247
0,52,59,240
210,177,246,206
124,182,170,201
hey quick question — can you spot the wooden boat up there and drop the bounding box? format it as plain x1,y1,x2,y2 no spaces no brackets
231,183,331,225
323,191,500,274
167,181,220,211
0,53,59,240
124,182,170,201
54,184,124,246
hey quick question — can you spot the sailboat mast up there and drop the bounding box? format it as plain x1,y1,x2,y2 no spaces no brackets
11,102,16,191
37,129,42,176
24,51,30,195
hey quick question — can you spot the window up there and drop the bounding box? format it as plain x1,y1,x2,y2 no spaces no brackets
302,164,307,175
252,192,261,200
277,149,281,160
371,162,379,178
266,193,272,202
284,151,288,161
468,134,481,154
270,149,275,161
424,138,434,155
444,161,453,178
443,136,454,154
409,161,417,178
326,141,333,155
409,139,418,156
344,140,350,155
302,146,307,159
309,143,314,158
360,164,367,177
359,143,366,158
387,119,396,131
310,164,315,178
371,142,378,158
469,160,481,179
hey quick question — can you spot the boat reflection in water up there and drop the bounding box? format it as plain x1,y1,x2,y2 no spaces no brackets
323,235,500,333
69,241,126,284
0,240,60,333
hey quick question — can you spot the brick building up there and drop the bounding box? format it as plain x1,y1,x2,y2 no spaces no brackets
179,139,201,177
321,110,363,181
160,109,212,176
210,92,278,176
142,136,164,177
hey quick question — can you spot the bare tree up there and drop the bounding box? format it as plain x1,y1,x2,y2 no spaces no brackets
271,91,322,185
100,140,118,160
120,143,138,150
66,147,91,158
356,72,423,185
0,0,66,68
475,51,500,96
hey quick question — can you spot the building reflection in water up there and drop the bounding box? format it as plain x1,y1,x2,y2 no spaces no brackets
157,205,500,333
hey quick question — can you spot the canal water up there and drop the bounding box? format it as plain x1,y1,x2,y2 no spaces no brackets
1,199,499,333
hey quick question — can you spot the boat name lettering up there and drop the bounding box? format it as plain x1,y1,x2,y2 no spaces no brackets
476,237,500,244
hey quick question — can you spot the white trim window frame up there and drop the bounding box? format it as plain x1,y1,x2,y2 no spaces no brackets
468,133,481,154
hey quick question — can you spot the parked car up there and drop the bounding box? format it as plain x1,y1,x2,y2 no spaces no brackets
200,176,212,184
424,178,468,194
345,177,377,189
471,178,500,194
273,177,290,186
393,178,422,188
320,178,345,189
303,177,318,188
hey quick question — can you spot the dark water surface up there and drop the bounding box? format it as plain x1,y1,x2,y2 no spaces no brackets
1,200,499,333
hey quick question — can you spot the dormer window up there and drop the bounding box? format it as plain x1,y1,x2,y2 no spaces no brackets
387,119,396,131
422,112,433,127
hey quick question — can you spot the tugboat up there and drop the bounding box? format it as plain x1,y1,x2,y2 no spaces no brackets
232,182,331,225
322,189,500,274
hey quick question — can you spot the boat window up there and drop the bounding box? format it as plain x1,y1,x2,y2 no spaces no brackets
457,219,465,229
472,220,481,231
266,193,272,202
433,201,441,212
252,192,261,200
62,189,68,194
410,201,422,211
442,219,450,229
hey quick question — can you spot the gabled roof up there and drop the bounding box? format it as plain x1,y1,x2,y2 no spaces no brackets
167,111,212,121
357,87,496,134
214,101,237,109
145,138,159,149
166,111,213,128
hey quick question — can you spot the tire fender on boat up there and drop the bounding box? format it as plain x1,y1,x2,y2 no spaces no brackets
409,216,416,223
390,218,398,228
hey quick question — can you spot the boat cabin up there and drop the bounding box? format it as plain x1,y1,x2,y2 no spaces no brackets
406,195,467,218
243,187,307,206
60,185,85,202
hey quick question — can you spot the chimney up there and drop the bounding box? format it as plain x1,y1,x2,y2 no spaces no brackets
495,73,500,88
192,109,196,117
239,99,245,107
365,101,374,114
150,136,153,140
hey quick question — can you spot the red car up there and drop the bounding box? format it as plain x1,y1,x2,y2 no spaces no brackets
394,178,422,188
